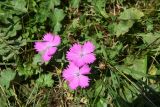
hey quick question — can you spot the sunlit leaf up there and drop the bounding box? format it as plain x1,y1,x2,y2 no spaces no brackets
93,0,108,18
138,32,160,44
70,0,80,8
119,8,144,20
11,0,27,13
51,8,65,33
0,68,16,89
116,55,147,79
111,20,134,37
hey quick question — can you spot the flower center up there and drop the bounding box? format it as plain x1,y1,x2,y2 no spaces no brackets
74,70,81,77
80,50,86,57
80,52,84,57
75,72,80,76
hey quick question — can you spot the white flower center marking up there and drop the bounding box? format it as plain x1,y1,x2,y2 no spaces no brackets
80,49,86,57
74,70,81,77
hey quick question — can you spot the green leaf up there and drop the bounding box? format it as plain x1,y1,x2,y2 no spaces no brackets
93,0,108,18
146,18,153,31
32,54,43,66
48,0,60,9
148,64,157,84
70,0,80,8
0,68,16,89
130,56,148,79
111,71,120,89
96,98,107,107
54,22,62,33
11,0,27,13
17,64,34,78
95,80,105,97
112,20,134,37
119,8,144,20
36,73,54,87
3,52,15,60
138,32,160,44
119,85,138,103
51,8,65,33
108,42,123,59
0,96,7,107
0,44,10,55
52,8,65,22
36,8,49,23
117,56,147,79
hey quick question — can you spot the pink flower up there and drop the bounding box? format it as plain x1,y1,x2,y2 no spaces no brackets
34,33,61,62
66,41,96,67
63,62,91,90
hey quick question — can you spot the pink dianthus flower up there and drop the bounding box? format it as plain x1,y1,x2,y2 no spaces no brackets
63,62,91,90
66,41,96,67
34,33,61,62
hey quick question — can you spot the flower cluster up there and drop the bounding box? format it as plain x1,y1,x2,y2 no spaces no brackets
34,33,61,62
34,33,96,90
63,41,96,90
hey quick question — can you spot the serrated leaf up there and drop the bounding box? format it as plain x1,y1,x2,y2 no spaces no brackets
119,8,144,20
71,18,79,28
36,73,54,87
17,64,34,78
32,54,43,65
0,68,16,89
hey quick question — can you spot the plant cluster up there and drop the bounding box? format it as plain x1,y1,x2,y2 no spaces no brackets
0,0,160,107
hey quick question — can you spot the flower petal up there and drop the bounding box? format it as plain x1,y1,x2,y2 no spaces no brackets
62,62,79,81
68,62,79,72
62,68,74,82
41,47,57,61
66,51,80,63
76,59,86,67
34,42,46,52
79,75,90,88
83,41,95,54
69,43,82,54
48,47,57,55
52,35,61,46
69,77,79,90
83,53,96,64
80,65,91,75
42,53,52,62
43,33,54,42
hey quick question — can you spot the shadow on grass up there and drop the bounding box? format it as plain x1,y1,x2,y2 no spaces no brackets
116,80,160,107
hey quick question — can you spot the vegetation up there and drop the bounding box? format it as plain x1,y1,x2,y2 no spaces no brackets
0,0,160,106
